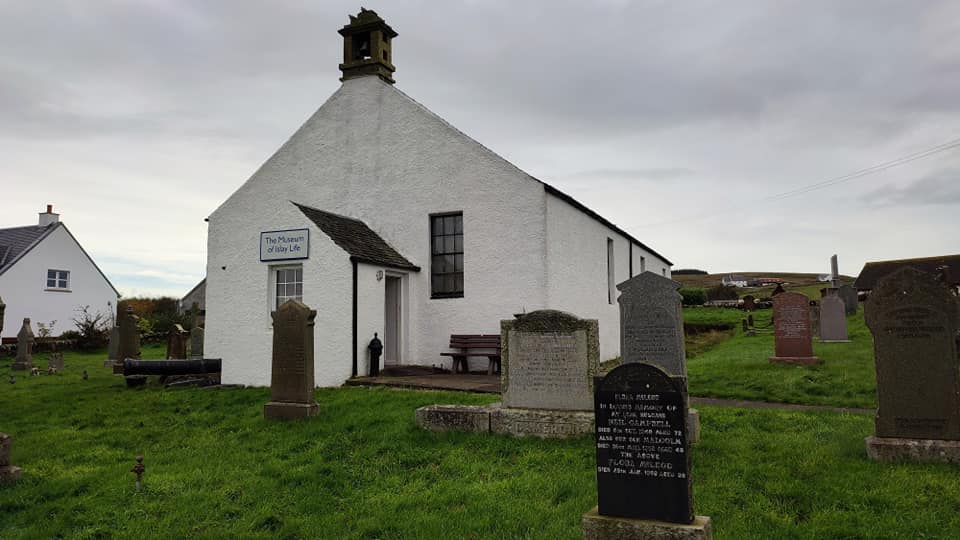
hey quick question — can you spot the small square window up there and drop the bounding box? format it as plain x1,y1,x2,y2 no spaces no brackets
46,269,69,290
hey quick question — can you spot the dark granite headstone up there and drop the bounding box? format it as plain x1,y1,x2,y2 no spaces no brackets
742,295,756,311
594,363,692,524
165,324,188,360
769,292,819,365
12,318,35,371
819,295,849,342
500,310,598,411
838,284,858,316
264,300,319,419
617,272,685,377
115,307,141,374
189,326,204,359
865,267,960,440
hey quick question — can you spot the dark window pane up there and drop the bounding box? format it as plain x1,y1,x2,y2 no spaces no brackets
295,283,303,296
454,235,462,252
454,274,463,293
47,270,56,279
444,236,455,253
47,279,56,288
294,268,302,281
454,216,463,234
444,255,455,272
59,279,68,288
433,237,444,254
433,216,444,235
444,216,456,234
454,254,463,272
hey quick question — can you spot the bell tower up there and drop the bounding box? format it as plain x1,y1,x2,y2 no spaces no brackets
338,8,398,84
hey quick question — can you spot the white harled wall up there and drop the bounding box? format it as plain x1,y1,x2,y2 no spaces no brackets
206,76,549,385
0,226,117,338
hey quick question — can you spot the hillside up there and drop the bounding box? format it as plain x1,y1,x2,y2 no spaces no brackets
673,272,854,299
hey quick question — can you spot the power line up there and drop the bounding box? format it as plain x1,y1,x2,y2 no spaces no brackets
639,136,960,228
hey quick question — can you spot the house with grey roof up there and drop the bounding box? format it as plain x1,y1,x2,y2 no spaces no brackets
0,205,118,338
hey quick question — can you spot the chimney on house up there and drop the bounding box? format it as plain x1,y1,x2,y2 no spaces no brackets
338,8,397,84
39,204,60,227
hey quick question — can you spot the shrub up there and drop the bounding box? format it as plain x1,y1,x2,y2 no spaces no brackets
706,284,739,301
680,288,707,306
70,305,110,350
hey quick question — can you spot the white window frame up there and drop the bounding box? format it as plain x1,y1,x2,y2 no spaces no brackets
46,269,71,291
270,264,303,311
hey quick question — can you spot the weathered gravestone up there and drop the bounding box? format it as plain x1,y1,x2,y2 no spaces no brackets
104,325,120,368
838,284,858,316
769,292,819,365
264,300,319,419
809,300,820,339
12,318,35,371
165,324,188,360
114,307,141,374
582,363,712,540
48,352,64,371
742,295,756,311
819,294,850,343
0,432,23,483
617,271,700,442
416,310,597,438
189,326,204,359
865,267,960,463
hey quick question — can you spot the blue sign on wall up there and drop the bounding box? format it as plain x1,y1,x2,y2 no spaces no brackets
260,229,309,262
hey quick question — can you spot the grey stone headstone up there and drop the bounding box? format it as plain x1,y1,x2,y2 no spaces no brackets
48,352,64,370
264,300,319,419
616,271,686,377
819,295,849,342
0,432,23,483
107,326,120,360
189,326,204,359
500,310,599,411
117,308,141,362
838,284,858,316
865,267,960,440
12,319,35,371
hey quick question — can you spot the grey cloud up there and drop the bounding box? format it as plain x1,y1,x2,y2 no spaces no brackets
559,168,696,181
863,169,960,207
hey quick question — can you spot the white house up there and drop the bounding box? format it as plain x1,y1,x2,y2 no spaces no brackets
204,9,672,387
721,275,748,288
0,206,119,338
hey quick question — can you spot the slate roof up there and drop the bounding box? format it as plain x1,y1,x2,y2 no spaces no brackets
855,254,960,290
293,202,420,271
0,224,58,275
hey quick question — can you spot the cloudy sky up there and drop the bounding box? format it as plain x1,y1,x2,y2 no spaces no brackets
2,1,958,298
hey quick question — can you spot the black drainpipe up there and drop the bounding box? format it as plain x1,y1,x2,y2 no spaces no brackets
351,257,358,378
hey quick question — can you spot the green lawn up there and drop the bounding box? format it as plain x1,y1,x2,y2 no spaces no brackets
685,306,876,408
3,345,960,539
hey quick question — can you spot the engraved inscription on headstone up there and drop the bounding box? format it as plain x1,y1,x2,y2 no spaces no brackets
265,299,319,419
617,272,685,376
865,267,960,440
594,363,693,524
769,292,818,364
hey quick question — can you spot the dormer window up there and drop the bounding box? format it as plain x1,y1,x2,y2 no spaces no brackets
46,269,70,291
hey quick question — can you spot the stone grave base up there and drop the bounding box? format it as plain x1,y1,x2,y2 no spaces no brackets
865,436,960,464
11,361,32,371
582,507,712,540
416,404,702,443
0,466,23,483
768,356,820,366
264,401,319,420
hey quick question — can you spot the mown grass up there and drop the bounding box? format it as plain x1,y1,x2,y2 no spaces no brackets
3,345,960,539
685,305,876,408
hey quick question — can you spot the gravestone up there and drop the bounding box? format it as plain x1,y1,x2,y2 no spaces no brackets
114,307,141,374
12,319,35,371
0,432,23,483
189,326,204,359
105,325,120,368
838,284,858,316
417,310,597,438
819,295,850,342
165,324,188,360
865,267,960,463
769,292,819,365
583,363,712,540
742,295,756,311
48,352,64,370
617,271,700,442
809,300,820,338
264,300,320,419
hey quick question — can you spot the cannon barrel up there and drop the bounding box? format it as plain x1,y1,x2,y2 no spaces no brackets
123,358,222,376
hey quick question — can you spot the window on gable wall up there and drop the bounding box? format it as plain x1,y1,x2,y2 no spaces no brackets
430,213,463,298
46,269,69,290
607,238,615,304
274,265,303,309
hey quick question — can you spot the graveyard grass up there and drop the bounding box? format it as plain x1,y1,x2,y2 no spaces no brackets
685,306,876,408
5,346,960,539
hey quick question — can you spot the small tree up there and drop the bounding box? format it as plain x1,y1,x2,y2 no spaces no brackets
679,288,707,306
705,284,739,301
70,305,109,350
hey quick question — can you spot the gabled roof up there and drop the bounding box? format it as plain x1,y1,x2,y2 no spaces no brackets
293,202,420,271
0,224,58,274
855,254,960,290
0,222,120,296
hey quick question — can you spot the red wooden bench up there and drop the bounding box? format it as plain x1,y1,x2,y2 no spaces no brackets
440,334,501,375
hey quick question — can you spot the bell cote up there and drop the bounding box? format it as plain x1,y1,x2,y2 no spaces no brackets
338,8,398,84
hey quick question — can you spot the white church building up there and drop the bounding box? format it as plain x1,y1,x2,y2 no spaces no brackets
205,10,672,387
0,206,119,339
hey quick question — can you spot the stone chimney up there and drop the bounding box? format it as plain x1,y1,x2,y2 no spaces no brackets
338,8,398,84
38,205,59,227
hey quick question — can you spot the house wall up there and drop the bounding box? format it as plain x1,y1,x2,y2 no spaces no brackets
0,226,117,338
545,195,672,361
206,76,549,385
